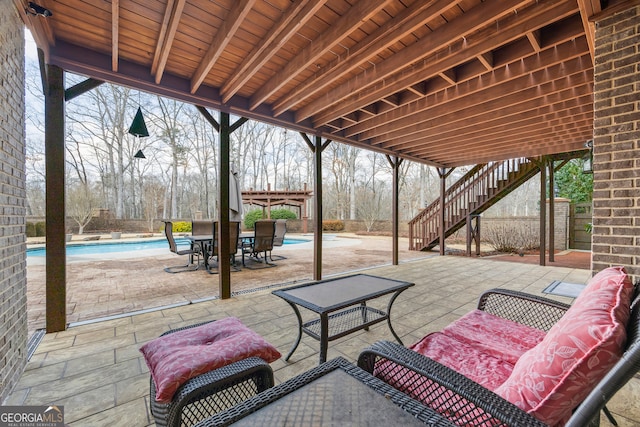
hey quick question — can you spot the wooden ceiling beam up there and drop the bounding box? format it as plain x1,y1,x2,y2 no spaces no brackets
345,40,589,140
526,29,542,52
394,103,593,154
421,123,593,159
249,0,393,111
190,0,257,94
111,0,119,72
405,110,593,158
342,23,584,138
309,0,576,127
438,70,457,85
151,0,186,84
371,72,593,149
427,124,594,166
477,52,494,70
270,0,460,116
220,0,324,103
576,0,602,60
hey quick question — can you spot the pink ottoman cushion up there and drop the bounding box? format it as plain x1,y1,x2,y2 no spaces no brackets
140,317,281,403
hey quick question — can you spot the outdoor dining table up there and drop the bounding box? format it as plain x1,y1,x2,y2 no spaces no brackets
185,234,213,271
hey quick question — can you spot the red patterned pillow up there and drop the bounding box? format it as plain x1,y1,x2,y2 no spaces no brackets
140,317,281,403
496,266,633,426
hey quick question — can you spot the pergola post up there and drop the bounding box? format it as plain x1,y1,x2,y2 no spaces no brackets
44,62,66,333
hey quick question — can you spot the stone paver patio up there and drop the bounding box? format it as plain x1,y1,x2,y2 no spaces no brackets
8,255,640,426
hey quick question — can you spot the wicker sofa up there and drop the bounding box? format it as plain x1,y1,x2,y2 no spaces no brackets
358,267,640,427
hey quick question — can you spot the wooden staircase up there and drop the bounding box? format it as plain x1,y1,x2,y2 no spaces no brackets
409,158,539,251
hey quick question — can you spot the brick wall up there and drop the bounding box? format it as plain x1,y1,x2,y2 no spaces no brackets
592,5,640,279
0,3,28,402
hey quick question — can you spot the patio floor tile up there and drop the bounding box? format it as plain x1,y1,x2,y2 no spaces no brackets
8,255,638,426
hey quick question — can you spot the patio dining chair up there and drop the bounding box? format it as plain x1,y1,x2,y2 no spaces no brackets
192,219,214,236
163,221,202,273
269,219,287,261
242,219,276,269
206,221,241,274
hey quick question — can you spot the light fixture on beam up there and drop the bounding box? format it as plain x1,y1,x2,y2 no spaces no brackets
582,139,593,174
25,2,52,17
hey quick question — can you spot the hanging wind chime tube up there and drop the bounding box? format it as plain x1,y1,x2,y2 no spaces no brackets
129,105,149,159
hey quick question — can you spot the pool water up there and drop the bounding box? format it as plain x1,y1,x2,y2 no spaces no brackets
27,237,307,257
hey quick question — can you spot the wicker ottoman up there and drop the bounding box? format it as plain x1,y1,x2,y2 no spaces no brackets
145,321,277,427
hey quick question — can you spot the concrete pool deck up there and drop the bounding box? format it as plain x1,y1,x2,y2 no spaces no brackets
26,233,431,336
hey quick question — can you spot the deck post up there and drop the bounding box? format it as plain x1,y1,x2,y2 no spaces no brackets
218,112,231,298
539,157,547,266
548,160,555,262
387,156,402,265
301,133,330,280
438,168,446,256
44,62,67,332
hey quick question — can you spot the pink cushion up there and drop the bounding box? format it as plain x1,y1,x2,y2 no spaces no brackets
496,266,633,426
441,310,546,365
140,317,281,403
408,310,545,391
410,332,514,391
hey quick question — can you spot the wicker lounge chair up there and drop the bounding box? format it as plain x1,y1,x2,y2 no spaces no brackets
358,270,640,427
163,220,202,273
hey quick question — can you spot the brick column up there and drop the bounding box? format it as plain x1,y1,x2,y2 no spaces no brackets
592,5,640,278
0,4,27,402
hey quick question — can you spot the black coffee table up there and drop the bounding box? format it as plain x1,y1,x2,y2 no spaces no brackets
272,274,414,363
194,357,455,426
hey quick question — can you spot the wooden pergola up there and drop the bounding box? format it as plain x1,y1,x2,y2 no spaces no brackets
242,184,313,233
14,0,624,331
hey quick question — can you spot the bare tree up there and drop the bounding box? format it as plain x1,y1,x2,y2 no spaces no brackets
154,97,187,218
66,180,100,234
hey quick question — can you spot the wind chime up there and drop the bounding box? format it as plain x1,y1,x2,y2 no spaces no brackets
128,96,150,158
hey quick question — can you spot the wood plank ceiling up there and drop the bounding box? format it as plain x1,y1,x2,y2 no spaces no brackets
17,0,612,168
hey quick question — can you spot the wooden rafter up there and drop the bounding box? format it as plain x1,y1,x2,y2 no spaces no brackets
576,0,602,60
271,0,459,117
190,0,257,94
309,0,577,126
352,39,589,142
111,0,119,72
19,0,606,168
151,0,186,84
249,0,393,110
220,0,324,103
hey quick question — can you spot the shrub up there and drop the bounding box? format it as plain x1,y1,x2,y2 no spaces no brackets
35,221,46,237
26,222,36,237
172,221,192,233
270,209,297,220
244,209,264,230
322,220,344,231
484,222,539,253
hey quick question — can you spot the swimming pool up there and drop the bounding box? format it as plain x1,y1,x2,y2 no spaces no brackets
26,237,307,257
